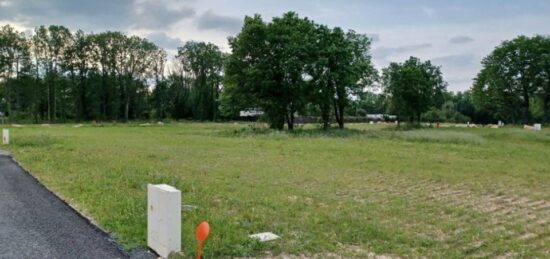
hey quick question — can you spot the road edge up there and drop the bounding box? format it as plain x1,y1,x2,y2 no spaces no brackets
0,151,157,259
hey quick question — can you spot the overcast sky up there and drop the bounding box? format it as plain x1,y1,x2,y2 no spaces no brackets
1,0,549,91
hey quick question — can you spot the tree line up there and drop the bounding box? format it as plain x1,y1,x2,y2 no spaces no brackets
1,12,549,128
0,24,224,122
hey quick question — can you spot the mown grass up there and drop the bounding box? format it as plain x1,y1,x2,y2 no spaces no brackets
2,122,549,258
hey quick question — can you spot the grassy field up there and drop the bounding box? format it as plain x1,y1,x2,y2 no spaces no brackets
2,122,549,258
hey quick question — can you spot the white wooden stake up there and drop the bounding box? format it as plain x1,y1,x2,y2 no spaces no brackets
2,129,9,145
147,184,181,258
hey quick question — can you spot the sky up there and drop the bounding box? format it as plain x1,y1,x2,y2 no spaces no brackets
1,0,549,91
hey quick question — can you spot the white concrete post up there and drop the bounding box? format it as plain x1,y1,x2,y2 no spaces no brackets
147,184,181,258
534,124,542,131
2,129,9,145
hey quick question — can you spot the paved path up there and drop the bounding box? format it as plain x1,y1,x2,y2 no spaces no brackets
0,154,152,259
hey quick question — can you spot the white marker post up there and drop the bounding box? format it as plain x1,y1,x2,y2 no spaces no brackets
2,129,9,145
534,124,542,131
147,184,181,258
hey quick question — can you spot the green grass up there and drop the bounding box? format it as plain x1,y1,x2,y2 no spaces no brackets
2,123,549,258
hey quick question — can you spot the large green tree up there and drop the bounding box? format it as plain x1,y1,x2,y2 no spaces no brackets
308,26,376,129
472,35,550,123
223,12,316,129
382,56,447,124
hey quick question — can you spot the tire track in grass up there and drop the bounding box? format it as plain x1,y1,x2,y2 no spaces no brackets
354,174,549,257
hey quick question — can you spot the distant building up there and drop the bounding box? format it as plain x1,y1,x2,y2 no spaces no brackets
366,114,396,121
239,108,264,117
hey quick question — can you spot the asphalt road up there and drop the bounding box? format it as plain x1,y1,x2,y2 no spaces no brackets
0,154,153,259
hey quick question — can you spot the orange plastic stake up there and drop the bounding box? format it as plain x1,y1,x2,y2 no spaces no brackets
195,221,210,259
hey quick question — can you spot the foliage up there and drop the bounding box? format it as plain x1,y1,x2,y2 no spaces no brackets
471,35,550,123
382,56,447,124
351,91,388,116
176,42,224,121
223,12,376,130
0,24,225,123
307,26,377,129
223,13,316,129
2,22,549,127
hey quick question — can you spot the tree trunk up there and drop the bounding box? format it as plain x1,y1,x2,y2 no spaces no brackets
286,102,295,130
35,57,40,123
522,83,531,124
47,79,51,122
52,79,57,122
337,103,345,129
270,113,285,130
321,104,330,130
101,71,107,120
287,111,294,130
5,78,11,118
545,93,550,123
544,80,550,123
125,89,130,122
80,73,87,121
333,99,343,129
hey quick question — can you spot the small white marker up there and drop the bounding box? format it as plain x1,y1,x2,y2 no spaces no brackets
2,129,9,145
249,232,280,242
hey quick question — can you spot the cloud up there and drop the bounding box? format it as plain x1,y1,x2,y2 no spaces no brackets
0,0,195,31
132,1,195,29
0,0,131,30
449,36,474,44
195,10,242,33
147,32,184,50
421,7,436,17
0,0,11,7
431,53,476,67
373,43,432,59
431,54,479,91
447,77,472,86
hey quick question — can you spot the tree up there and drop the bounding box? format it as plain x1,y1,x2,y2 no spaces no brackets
221,15,267,121
64,30,93,121
382,56,447,124
176,41,224,121
115,35,159,121
89,31,124,120
472,35,550,123
223,12,316,129
308,26,376,129
1,23,171,123
352,91,388,116
151,49,168,119
0,24,31,119
31,25,74,122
